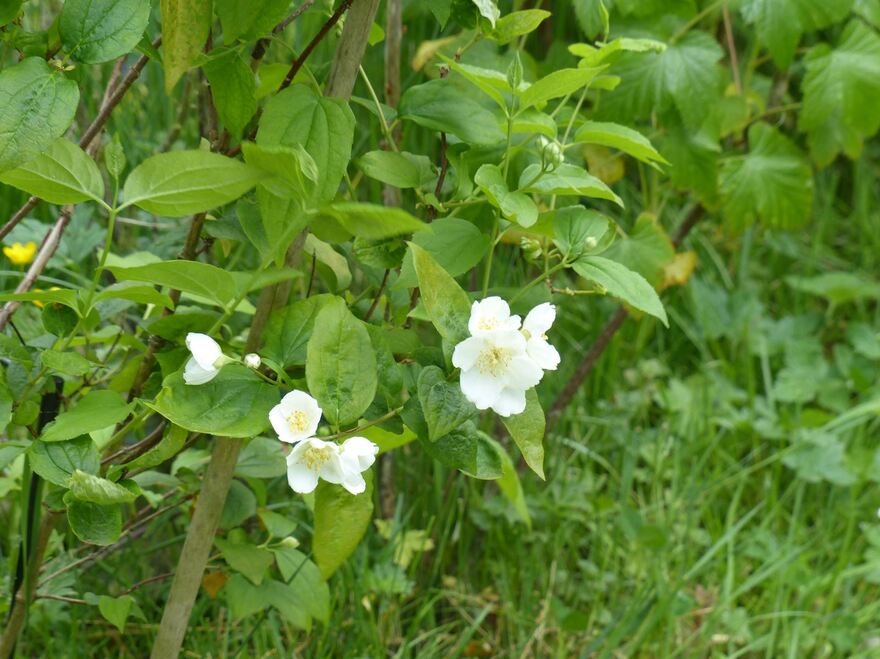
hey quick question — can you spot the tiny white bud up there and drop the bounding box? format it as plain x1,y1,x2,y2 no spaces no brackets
244,353,261,369
279,536,300,549
584,236,599,249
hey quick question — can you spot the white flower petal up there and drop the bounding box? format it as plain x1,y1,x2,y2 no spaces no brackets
491,387,528,417
183,357,218,385
286,462,320,493
523,303,556,336
468,296,521,334
185,332,222,370
527,337,561,371
507,355,544,389
270,390,322,443
452,336,484,370
341,436,379,471
341,472,367,495
460,368,503,409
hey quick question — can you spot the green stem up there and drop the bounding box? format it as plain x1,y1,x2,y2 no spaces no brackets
509,262,566,305
481,215,500,297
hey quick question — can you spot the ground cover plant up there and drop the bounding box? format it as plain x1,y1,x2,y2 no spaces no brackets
0,0,879,656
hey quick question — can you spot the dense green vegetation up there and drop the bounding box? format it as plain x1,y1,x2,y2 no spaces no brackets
1,0,879,656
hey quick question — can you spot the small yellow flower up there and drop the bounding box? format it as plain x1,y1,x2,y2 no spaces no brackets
32,287,62,309
3,241,37,266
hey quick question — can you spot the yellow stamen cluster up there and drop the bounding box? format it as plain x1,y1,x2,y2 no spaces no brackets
303,445,332,471
287,410,309,434
476,346,512,377
476,316,498,331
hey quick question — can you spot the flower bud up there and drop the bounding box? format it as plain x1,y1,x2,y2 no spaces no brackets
243,353,261,369
584,236,599,250
520,237,542,262
279,536,300,549
537,136,564,170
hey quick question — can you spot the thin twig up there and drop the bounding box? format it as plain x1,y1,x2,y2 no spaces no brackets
119,572,174,597
722,2,742,96
364,269,390,322
281,0,354,91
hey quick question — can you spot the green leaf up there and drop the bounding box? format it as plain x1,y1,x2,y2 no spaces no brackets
800,22,880,164
399,79,505,145
40,390,133,443
263,295,333,369
40,349,92,376
575,121,668,165
314,474,374,578
304,234,352,291
107,259,238,308
740,0,853,68
122,150,265,217
220,480,257,527
124,424,187,472
418,366,476,441
422,422,503,480
471,0,499,25
552,205,613,260
147,365,278,438
235,436,286,479
66,499,122,546
602,214,675,287
305,298,377,427
60,0,149,64
500,389,545,479
574,0,609,39
272,547,330,624
410,243,472,345
490,9,550,44
29,436,99,487
519,67,603,111
95,282,175,310
215,0,290,42
96,595,142,632
259,510,297,538
0,288,79,312
397,217,489,289
203,50,258,139
0,137,104,204
160,0,212,91
68,470,137,504
0,58,79,174
241,142,317,199
0,0,23,25
475,164,538,227
495,440,531,527
783,432,856,486
215,535,275,585
519,163,622,206
321,203,427,239
358,150,434,189
257,84,355,205
719,122,813,230
572,255,668,325
786,272,880,305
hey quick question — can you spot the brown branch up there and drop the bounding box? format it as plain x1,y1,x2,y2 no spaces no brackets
547,205,706,431
722,2,742,96
364,269,390,322
281,0,354,91
119,571,173,597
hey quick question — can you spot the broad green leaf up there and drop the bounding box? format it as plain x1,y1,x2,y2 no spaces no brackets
241,142,317,199
204,50,257,139
410,243,472,345
399,79,505,145
475,164,538,227
786,272,880,305
471,0,499,26
249,188,310,265
571,37,666,67
304,234,352,291
573,0,609,40
67,470,137,504
800,22,880,165
305,298,377,427
60,0,149,64
215,535,275,585
494,440,531,527
40,349,92,376
422,422,503,480
0,373,13,435
122,151,265,217
29,436,100,487
148,365,278,438
418,366,476,441
314,474,374,578
95,282,175,310
552,205,613,260
572,255,668,325
108,260,238,308
719,123,813,230
397,217,489,289
519,163,623,206
321,203,427,239
740,0,853,68
259,510,297,538
40,390,133,443
216,0,290,42
220,480,257,527
575,121,668,165
0,137,104,204
257,84,355,205
440,57,509,109
0,58,79,174
263,295,333,368
358,150,434,189
160,0,212,91
490,9,550,44
0,0,23,25
519,67,604,111
124,425,187,472
658,121,719,205
66,499,122,546
602,214,675,287
272,547,330,624
0,288,78,312
234,436,286,478
500,389,545,479
96,595,142,632
512,109,558,138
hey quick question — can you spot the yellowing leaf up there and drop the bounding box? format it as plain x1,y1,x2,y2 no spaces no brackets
583,144,625,185
202,571,228,599
661,251,697,291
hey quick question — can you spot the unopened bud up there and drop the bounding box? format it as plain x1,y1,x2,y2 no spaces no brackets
244,353,261,369
520,237,542,262
584,236,598,250
279,536,300,549
537,136,564,170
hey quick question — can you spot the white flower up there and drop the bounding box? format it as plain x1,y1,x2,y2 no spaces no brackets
522,303,560,371
338,436,379,495
468,296,521,336
285,435,378,496
269,390,322,444
244,352,261,369
452,329,542,416
183,333,225,385
286,437,347,494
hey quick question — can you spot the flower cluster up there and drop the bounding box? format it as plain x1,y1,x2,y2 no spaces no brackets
452,297,559,417
182,333,377,496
